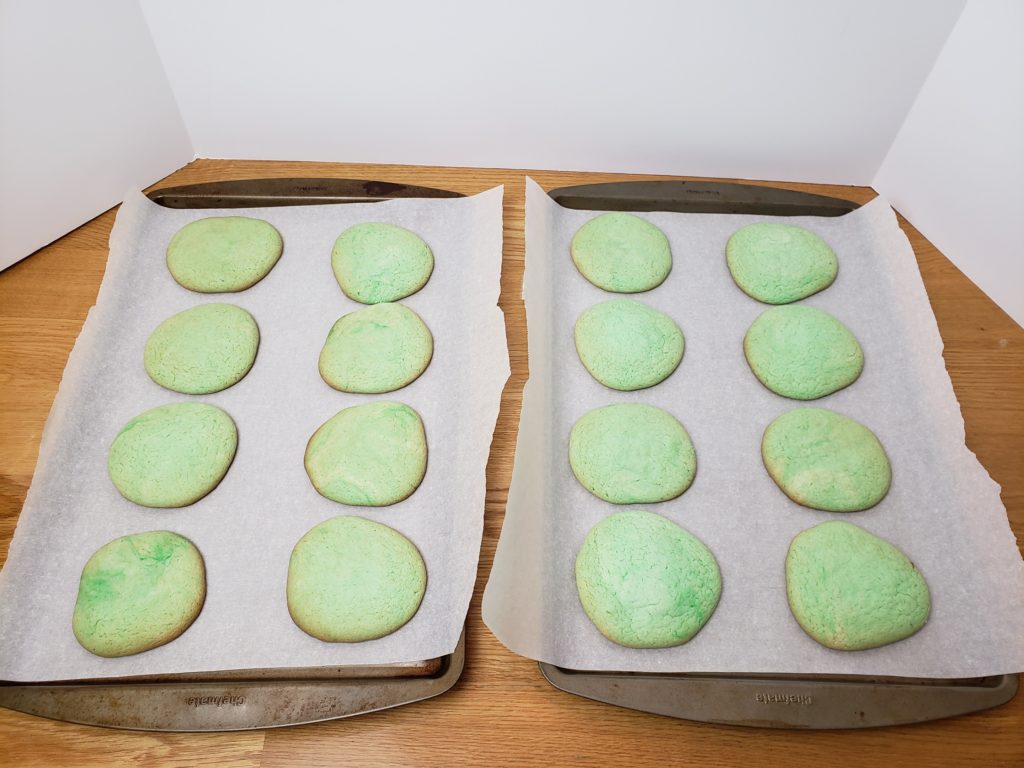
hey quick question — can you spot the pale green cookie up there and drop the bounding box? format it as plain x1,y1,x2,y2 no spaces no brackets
72,531,206,657
108,403,238,508
319,303,433,394
575,511,721,648
744,305,864,400
786,521,931,651
305,401,427,506
166,216,283,293
288,516,426,642
574,299,684,391
762,408,891,512
144,303,260,395
570,213,672,293
332,223,434,304
727,222,837,304
569,403,696,504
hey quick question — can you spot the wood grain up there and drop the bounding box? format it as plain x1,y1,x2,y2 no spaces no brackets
1,159,1021,767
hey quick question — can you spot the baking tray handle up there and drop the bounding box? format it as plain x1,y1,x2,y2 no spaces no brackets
540,664,1018,729
0,633,465,732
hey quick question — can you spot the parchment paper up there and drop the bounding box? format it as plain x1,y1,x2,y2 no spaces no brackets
0,187,509,681
482,178,1024,677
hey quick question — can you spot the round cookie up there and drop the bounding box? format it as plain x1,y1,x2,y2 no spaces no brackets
744,305,864,400
72,531,206,657
319,303,433,394
305,401,427,506
287,516,426,642
166,216,283,293
762,408,891,512
786,521,931,651
726,222,837,304
570,212,672,293
144,303,260,395
574,299,684,391
569,403,696,504
108,402,238,508
575,510,721,648
331,223,434,304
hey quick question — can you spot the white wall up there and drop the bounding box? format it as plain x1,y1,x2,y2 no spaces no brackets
874,0,1023,325
0,0,193,271
140,0,962,185
9,0,1019,327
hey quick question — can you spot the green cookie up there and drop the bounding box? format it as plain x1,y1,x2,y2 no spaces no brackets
569,403,696,504
727,222,838,304
786,521,931,651
287,516,426,642
744,305,864,400
305,401,427,506
108,403,238,508
574,299,684,391
570,213,672,293
144,303,260,395
319,303,433,394
72,531,206,657
575,510,721,648
332,223,434,304
166,216,283,293
762,408,891,512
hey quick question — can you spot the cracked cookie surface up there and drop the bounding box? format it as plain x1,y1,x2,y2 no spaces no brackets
574,299,683,391
569,403,696,504
744,305,863,400
575,511,721,648
727,222,837,304
786,521,930,651
73,531,206,657
570,213,672,293
167,216,282,293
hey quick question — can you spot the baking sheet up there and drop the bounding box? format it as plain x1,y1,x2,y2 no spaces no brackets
0,187,508,681
482,178,1024,677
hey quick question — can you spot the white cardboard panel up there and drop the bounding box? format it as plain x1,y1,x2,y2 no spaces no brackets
873,0,1023,326
140,0,962,185
0,0,193,272
7,0,1020,326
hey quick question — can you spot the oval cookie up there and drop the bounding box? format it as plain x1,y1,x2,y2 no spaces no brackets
304,401,427,506
144,303,260,395
762,408,891,512
786,521,931,651
319,303,433,394
569,403,696,504
166,216,283,293
570,213,672,293
107,402,238,508
287,516,426,642
72,531,206,657
744,305,864,400
726,222,837,304
574,299,684,391
575,510,721,648
332,223,434,304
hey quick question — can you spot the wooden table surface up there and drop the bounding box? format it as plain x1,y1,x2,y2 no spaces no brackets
1,160,1022,767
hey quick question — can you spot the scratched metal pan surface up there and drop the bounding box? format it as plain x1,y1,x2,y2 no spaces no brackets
0,632,465,731
0,179,467,732
537,180,1018,729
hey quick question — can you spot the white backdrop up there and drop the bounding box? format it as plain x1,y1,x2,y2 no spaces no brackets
0,0,192,271
139,0,962,185
874,0,1024,324
4,0,1021,324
